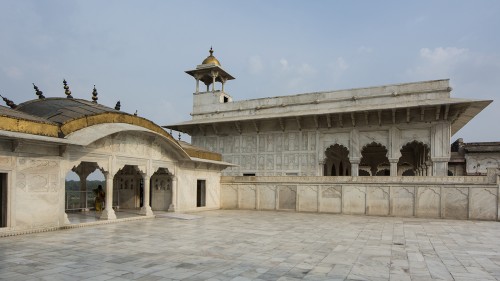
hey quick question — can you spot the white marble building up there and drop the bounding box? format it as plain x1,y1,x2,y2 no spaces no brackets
0,84,231,234
167,49,492,178
166,49,500,221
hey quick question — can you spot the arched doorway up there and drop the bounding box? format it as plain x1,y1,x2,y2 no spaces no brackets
398,141,430,176
65,162,105,212
114,165,143,210
150,168,173,211
324,144,350,176
360,142,389,176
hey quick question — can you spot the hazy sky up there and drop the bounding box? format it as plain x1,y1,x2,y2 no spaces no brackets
1,0,499,142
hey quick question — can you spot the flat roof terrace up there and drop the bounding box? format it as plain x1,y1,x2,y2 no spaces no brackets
1,210,499,281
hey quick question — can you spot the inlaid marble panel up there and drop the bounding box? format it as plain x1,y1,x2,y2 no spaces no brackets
366,186,389,216
221,185,238,209
416,186,440,218
443,187,468,219
278,185,296,210
239,185,256,209
391,186,414,217
470,188,497,220
298,185,318,212
259,185,276,210
343,185,366,215
320,186,342,213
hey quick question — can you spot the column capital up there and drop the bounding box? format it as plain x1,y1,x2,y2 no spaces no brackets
388,158,399,163
349,157,361,164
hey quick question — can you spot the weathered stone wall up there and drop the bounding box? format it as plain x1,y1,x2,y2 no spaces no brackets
221,176,499,220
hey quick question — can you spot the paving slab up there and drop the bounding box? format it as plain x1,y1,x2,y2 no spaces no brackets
1,210,500,280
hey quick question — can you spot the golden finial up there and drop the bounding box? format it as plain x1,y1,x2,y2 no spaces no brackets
115,101,121,110
91,85,98,103
33,83,45,99
134,110,138,116
63,79,73,99
209,46,213,56
0,94,17,109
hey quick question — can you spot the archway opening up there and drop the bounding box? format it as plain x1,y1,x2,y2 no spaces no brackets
65,162,104,212
360,142,389,176
324,144,351,176
151,168,173,211
398,141,430,176
114,165,143,210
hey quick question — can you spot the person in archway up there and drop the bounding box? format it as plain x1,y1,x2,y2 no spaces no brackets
94,185,105,213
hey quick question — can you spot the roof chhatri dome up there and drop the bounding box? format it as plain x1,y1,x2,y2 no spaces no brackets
201,47,221,66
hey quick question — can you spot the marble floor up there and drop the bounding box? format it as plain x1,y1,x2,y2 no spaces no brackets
1,210,500,281
67,209,150,224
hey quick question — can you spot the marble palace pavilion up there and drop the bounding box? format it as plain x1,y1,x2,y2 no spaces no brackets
1,48,500,236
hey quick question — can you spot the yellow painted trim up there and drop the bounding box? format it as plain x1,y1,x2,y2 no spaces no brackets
0,116,59,137
60,112,176,142
182,147,222,161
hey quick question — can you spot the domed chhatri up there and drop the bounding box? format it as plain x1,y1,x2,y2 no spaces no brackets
185,47,235,94
201,47,221,66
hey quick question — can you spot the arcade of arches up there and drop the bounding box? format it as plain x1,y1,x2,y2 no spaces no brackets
323,141,431,176
66,161,175,219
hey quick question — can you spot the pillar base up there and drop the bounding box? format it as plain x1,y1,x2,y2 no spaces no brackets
63,213,70,225
168,204,176,212
100,208,117,220
139,206,154,216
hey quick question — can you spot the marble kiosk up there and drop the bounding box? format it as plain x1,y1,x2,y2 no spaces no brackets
0,82,231,235
167,49,500,220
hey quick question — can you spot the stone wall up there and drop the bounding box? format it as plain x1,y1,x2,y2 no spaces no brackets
221,176,499,220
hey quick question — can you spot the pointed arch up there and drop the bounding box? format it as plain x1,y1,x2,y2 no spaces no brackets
360,142,389,176
323,144,350,176
398,141,430,176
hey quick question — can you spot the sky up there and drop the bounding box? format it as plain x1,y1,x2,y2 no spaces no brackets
1,0,500,142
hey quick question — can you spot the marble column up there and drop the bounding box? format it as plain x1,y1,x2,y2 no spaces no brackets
426,161,433,176
350,159,360,176
168,176,177,212
140,173,154,216
78,174,88,210
100,171,116,220
389,159,398,176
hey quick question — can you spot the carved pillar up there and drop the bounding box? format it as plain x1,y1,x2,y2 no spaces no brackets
168,176,177,212
195,78,200,93
350,159,360,177
431,123,451,176
140,173,154,216
318,160,325,176
78,174,88,210
100,171,117,220
211,71,218,92
389,159,398,176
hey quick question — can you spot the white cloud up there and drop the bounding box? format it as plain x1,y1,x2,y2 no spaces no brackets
419,47,468,64
407,47,470,79
248,55,264,74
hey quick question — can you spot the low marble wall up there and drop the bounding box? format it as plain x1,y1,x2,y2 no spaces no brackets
220,176,500,220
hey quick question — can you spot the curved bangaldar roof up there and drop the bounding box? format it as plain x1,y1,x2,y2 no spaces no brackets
1,97,222,162
15,97,179,142
17,97,120,124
